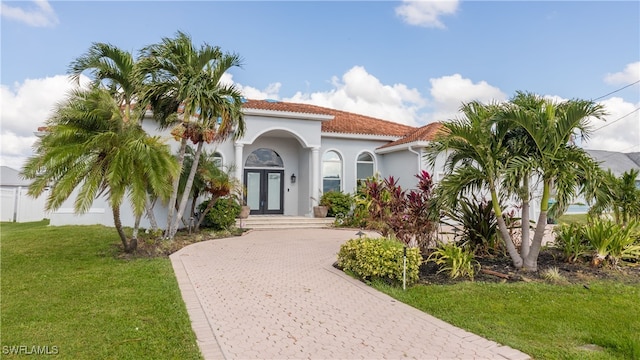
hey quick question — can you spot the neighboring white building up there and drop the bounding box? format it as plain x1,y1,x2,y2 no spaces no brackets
0,166,49,223
49,99,446,228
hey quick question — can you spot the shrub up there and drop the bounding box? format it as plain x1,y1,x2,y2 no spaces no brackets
443,194,502,256
337,237,422,286
553,223,590,263
320,191,354,217
356,171,437,250
583,219,640,267
427,242,479,280
198,197,241,231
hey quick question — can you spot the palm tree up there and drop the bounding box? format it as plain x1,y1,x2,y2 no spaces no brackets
21,88,178,253
424,101,525,267
427,94,606,271
68,42,140,123
137,31,246,240
588,169,640,225
499,94,606,270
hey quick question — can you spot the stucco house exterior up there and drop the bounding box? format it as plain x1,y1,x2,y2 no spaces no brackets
49,99,446,228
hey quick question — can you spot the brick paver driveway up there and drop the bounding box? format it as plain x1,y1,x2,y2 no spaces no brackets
170,229,530,360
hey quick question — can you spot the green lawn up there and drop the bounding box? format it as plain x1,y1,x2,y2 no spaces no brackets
1,221,201,359
557,213,589,225
375,281,640,360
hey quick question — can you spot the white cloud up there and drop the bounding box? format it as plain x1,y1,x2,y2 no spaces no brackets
0,0,59,27
221,73,281,100
0,75,83,169
286,66,425,126
604,61,640,85
584,97,640,153
427,73,507,122
395,0,459,29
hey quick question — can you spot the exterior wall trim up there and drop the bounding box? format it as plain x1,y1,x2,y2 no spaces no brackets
243,108,334,121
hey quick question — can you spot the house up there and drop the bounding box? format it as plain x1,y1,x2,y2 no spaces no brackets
0,166,49,222
49,99,446,227
585,149,640,187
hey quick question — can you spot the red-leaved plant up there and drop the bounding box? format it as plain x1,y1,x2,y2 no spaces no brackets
360,170,436,250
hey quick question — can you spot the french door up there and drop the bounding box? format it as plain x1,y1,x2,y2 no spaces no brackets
244,169,284,215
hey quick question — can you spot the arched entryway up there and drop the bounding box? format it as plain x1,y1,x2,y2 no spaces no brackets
244,148,284,215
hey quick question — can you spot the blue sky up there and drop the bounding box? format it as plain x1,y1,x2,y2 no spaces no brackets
1,0,639,169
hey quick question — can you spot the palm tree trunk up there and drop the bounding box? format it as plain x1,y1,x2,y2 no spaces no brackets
145,197,159,231
112,204,132,253
166,137,188,239
195,196,217,232
523,210,548,271
492,189,523,268
523,180,551,271
170,141,204,239
520,176,531,259
131,213,141,251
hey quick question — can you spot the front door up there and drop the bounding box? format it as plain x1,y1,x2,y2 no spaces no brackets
244,169,284,215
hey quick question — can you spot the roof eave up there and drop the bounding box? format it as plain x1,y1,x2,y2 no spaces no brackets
243,108,334,121
376,140,431,154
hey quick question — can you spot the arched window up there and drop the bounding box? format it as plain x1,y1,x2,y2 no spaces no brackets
322,150,342,193
213,152,223,169
245,148,284,168
356,152,375,181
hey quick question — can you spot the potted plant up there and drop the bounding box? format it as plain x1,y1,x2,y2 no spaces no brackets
312,192,330,218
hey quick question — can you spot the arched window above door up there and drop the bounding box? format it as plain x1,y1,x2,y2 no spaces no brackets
245,148,284,168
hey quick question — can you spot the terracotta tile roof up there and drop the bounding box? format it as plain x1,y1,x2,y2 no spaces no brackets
378,122,444,149
242,99,415,137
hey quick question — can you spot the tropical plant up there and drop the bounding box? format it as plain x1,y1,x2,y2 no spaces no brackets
425,93,606,271
583,219,640,267
137,31,246,240
68,42,141,123
337,237,422,286
21,88,178,252
500,93,606,270
587,169,640,226
198,197,241,231
427,242,479,280
319,191,354,217
442,194,502,256
358,171,437,249
553,223,590,263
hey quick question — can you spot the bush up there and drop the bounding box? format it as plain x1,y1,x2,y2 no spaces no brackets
320,191,353,217
553,223,590,263
583,219,640,267
443,194,502,256
427,242,479,280
337,237,422,286
198,197,240,231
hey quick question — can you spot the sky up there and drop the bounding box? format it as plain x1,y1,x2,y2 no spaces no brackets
1,0,639,170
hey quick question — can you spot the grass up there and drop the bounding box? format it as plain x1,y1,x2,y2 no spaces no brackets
557,213,589,225
1,220,202,359
374,280,640,360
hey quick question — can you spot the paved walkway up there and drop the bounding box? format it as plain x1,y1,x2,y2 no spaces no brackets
170,229,530,360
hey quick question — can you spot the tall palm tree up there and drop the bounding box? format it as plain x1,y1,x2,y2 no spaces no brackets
500,94,606,270
21,88,178,253
137,31,246,239
424,101,525,268
68,42,140,123
427,94,606,271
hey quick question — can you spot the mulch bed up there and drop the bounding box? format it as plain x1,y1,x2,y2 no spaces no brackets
420,248,640,285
